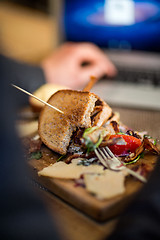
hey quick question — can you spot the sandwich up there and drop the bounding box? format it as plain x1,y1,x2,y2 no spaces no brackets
39,89,113,155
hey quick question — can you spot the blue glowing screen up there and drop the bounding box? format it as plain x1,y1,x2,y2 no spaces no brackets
64,0,160,51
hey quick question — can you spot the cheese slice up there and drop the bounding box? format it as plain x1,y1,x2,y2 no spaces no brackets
38,158,104,179
84,169,127,200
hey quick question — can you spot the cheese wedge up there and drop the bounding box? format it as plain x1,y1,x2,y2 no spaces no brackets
84,169,127,199
38,158,104,179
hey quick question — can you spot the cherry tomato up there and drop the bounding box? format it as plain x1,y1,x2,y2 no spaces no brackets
109,134,142,156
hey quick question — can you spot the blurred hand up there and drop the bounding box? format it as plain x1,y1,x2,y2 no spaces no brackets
41,42,117,89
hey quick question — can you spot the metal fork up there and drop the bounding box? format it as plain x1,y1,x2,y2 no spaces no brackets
95,146,147,183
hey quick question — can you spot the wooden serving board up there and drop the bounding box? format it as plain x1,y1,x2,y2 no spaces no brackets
28,144,158,222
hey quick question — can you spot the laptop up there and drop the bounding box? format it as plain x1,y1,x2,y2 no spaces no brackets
52,0,160,110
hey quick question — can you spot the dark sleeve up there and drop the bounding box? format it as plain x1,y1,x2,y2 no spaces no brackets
0,54,46,105
0,56,60,239
107,159,160,240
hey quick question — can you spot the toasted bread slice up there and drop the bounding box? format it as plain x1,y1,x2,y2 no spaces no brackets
39,90,98,155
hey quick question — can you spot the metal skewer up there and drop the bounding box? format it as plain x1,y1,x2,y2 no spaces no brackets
12,84,64,114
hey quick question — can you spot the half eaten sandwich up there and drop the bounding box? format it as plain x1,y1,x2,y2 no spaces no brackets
39,90,114,155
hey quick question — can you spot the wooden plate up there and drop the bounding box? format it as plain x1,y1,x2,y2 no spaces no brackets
28,144,158,222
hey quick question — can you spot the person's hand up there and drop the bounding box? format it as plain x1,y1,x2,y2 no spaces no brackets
41,42,117,89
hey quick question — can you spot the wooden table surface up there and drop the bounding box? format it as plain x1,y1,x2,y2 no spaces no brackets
37,187,118,240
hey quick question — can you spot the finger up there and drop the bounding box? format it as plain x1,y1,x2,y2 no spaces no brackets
75,43,117,76
80,60,116,81
76,65,107,86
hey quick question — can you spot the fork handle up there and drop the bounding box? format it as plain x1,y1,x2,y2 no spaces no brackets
126,168,147,183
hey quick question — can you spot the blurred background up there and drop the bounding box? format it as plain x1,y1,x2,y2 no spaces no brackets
1,0,160,139
0,0,56,63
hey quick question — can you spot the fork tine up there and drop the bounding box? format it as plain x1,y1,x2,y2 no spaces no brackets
95,148,118,169
98,148,108,161
95,147,119,169
103,148,112,160
102,147,110,159
103,147,121,165
102,147,125,170
98,148,112,168
95,148,108,167
94,148,108,168
104,146,116,158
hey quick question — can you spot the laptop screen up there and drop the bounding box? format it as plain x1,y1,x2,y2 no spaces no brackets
63,0,160,52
